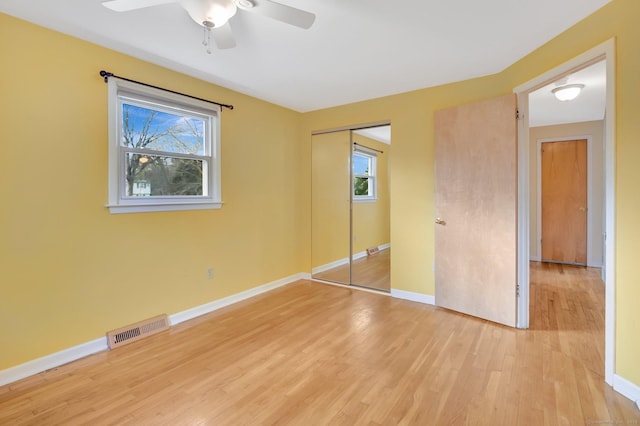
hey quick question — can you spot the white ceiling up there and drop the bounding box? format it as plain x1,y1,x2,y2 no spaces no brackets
0,0,611,113
528,60,606,127
354,126,391,145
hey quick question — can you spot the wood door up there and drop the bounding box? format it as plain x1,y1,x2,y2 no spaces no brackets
434,94,517,327
541,140,587,265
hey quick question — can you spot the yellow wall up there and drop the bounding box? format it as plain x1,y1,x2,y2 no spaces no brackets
2,0,639,388
302,0,640,385
311,131,350,269
0,14,307,369
352,136,390,255
529,121,604,265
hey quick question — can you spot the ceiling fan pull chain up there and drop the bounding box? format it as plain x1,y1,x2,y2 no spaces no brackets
201,25,212,54
206,26,212,54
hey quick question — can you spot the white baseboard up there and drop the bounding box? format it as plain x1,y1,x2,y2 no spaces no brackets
0,338,108,387
352,250,367,261
312,258,349,275
390,289,435,305
356,243,391,260
170,272,307,325
312,244,391,275
0,272,309,387
613,374,640,409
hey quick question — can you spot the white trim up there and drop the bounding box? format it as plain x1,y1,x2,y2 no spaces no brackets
353,144,379,157
514,38,615,384
0,338,108,387
352,250,368,261
536,135,600,267
512,41,611,94
106,77,222,214
312,244,389,275
106,201,223,214
170,272,308,325
613,374,640,409
0,272,309,387
516,88,531,329
391,289,435,305
352,243,390,261
312,257,349,275
311,278,391,296
603,41,616,387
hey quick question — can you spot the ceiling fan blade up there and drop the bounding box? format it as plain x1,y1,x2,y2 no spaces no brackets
239,0,315,29
102,0,178,12
213,23,237,49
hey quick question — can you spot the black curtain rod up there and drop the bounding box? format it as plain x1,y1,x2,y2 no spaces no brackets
353,142,384,154
99,70,234,110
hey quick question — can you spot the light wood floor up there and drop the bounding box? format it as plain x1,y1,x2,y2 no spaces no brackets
313,248,390,291
1,263,638,425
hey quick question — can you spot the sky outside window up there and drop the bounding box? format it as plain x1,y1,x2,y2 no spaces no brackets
122,103,205,155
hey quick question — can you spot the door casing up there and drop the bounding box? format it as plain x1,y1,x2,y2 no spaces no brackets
514,38,616,385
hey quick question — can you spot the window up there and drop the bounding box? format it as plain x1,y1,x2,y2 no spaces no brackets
106,78,222,213
353,147,377,202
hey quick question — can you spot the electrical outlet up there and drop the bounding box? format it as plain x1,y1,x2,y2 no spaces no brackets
207,267,214,280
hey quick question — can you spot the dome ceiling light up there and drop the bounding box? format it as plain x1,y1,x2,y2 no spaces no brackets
551,83,585,101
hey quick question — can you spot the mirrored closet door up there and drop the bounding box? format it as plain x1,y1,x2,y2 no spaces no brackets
311,131,351,285
311,125,391,291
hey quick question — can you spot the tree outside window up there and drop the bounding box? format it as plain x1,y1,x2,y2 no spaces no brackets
353,150,376,201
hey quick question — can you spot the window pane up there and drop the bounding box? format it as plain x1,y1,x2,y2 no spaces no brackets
354,177,369,196
353,154,370,175
122,103,205,155
125,153,204,197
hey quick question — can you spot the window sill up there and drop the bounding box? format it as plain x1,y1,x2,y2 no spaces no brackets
106,201,223,214
353,198,377,203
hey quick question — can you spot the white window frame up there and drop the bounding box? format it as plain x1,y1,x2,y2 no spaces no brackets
106,78,222,213
352,147,377,202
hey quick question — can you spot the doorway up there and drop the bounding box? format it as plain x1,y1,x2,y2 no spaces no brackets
515,39,615,384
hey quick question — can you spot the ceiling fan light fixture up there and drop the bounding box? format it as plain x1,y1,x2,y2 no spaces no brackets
551,84,585,101
182,0,237,28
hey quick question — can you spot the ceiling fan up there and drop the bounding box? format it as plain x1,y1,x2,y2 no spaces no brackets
102,0,315,52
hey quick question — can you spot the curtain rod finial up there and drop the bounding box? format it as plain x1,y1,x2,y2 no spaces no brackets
99,70,113,83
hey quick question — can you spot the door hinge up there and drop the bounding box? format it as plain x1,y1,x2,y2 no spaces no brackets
516,109,521,120
516,283,520,297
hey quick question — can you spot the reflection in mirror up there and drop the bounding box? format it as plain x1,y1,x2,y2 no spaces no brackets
351,127,391,291
311,131,351,285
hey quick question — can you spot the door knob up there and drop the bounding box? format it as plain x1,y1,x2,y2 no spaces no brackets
435,217,446,225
